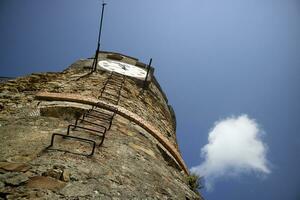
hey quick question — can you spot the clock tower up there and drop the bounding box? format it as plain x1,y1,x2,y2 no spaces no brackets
0,51,203,199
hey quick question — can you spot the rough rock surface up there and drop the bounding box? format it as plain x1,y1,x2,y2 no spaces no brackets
0,52,202,199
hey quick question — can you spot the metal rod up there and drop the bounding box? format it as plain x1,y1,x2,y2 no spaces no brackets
98,3,106,48
99,96,119,103
143,58,152,89
83,112,113,122
86,112,113,121
79,119,108,130
92,3,107,72
88,109,113,117
102,91,120,98
67,124,106,136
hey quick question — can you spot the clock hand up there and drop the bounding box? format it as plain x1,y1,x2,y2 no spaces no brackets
119,64,127,70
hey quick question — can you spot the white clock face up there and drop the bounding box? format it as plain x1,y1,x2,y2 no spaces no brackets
98,60,147,79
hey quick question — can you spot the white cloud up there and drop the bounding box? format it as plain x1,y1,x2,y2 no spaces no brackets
191,114,271,190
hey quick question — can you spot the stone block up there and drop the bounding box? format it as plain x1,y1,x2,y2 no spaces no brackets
0,172,29,186
26,176,66,190
0,162,31,172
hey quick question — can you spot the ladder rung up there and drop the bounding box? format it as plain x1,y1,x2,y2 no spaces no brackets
78,119,107,130
102,85,117,90
47,133,96,156
89,108,114,117
105,80,123,85
67,124,105,136
102,91,119,97
100,96,119,103
107,79,123,84
84,112,113,121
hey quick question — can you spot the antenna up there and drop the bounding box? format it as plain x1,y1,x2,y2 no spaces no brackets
92,1,107,72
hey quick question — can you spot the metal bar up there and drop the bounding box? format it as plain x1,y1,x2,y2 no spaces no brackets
105,81,123,87
82,112,113,130
102,85,122,93
101,85,121,92
92,3,107,72
84,112,113,121
99,96,118,103
107,116,114,130
74,116,79,127
91,119,110,130
88,109,114,118
110,74,125,79
88,108,114,117
106,77,123,83
103,84,119,89
97,3,107,50
102,88,120,94
77,113,111,130
91,55,98,72
117,82,124,96
79,119,108,131
100,98,119,104
106,77,124,83
67,124,106,146
143,58,152,89
47,133,96,156
111,73,124,78
116,75,125,105
98,128,106,146
102,91,120,97
67,124,105,136
110,78,125,83
82,112,112,122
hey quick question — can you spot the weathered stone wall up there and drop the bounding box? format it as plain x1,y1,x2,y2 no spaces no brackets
37,55,177,149
0,53,202,199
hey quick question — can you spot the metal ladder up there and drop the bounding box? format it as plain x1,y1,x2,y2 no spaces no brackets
47,72,125,156
99,72,125,105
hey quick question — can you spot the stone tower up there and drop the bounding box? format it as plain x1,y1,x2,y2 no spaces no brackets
0,51,203,199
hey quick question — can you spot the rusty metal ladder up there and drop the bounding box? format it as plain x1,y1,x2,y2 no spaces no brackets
46,71,126,156
99,72,125,105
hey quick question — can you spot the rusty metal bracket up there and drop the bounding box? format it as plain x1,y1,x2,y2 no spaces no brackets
47,133,96,156
67,124,105,147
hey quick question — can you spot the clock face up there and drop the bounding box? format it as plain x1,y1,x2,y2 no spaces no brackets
98,60,147,79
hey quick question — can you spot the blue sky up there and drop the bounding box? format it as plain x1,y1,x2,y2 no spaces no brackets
1,0,300,199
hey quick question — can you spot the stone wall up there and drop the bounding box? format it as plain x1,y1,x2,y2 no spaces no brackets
0,53,203,199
